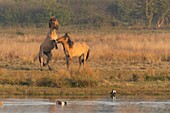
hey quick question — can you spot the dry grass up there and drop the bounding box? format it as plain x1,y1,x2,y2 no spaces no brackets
1,28,170,62
0,27,170,95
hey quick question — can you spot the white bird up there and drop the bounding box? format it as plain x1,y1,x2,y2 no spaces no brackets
110,89,116,97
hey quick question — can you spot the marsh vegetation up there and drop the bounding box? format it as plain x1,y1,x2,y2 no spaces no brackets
0,0,170,96
0,27,169,95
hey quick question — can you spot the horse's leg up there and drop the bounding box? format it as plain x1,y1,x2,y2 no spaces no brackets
66,56,71,70
78,56,82,70
83,53,87,67
52,40,58,49
39,52,44,71
46,52,52,70
66,56,70,70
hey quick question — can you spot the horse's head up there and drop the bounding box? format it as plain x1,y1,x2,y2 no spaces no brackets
57,33,74,48
49,16,59,30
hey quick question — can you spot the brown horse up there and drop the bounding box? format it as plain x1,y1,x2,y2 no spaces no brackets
56,33,90,70
38,16,59,70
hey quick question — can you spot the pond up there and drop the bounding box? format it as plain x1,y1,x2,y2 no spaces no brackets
0,96,170,113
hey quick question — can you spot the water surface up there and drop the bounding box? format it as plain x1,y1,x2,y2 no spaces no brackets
0,96,169,113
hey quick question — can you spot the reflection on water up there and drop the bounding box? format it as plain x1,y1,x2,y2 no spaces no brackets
0,96,170,113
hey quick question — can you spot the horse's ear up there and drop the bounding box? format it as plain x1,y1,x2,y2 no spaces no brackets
68,37,74,48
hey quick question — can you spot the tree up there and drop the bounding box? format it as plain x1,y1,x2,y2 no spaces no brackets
106,0,133,26
133,0,170,28
154,0,170,28
145,0,154,28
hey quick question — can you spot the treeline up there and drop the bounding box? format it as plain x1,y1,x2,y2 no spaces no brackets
0,0,170,28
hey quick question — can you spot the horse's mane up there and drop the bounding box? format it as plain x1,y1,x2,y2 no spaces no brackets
67,37,74,48
65,33,74,48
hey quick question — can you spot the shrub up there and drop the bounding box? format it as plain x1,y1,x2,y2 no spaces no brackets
37,76,58,87
144,74,170,81
65,68,100,87
131,74,140,82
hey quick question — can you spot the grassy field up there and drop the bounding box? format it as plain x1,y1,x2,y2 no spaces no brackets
0,27,170,96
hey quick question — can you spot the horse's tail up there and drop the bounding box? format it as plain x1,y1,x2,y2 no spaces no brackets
86,49,90,60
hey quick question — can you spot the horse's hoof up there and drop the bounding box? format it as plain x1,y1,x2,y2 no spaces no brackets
49,68,52,71
43,63,47,66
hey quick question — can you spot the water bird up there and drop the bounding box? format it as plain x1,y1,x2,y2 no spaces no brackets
56,101,67,106
0,101,3,106
110,89,116,97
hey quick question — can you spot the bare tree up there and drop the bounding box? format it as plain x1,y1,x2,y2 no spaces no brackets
145,0,154,28
156,9,170,28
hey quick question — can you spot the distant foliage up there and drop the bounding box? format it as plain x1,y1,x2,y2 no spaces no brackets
0,0,72,26
0,0,169,28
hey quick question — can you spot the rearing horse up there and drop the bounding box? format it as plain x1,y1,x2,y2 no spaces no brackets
56,33,90,70
39,16,59,70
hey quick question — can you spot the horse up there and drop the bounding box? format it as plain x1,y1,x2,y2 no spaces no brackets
56,33,90,70
38,16,59,70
